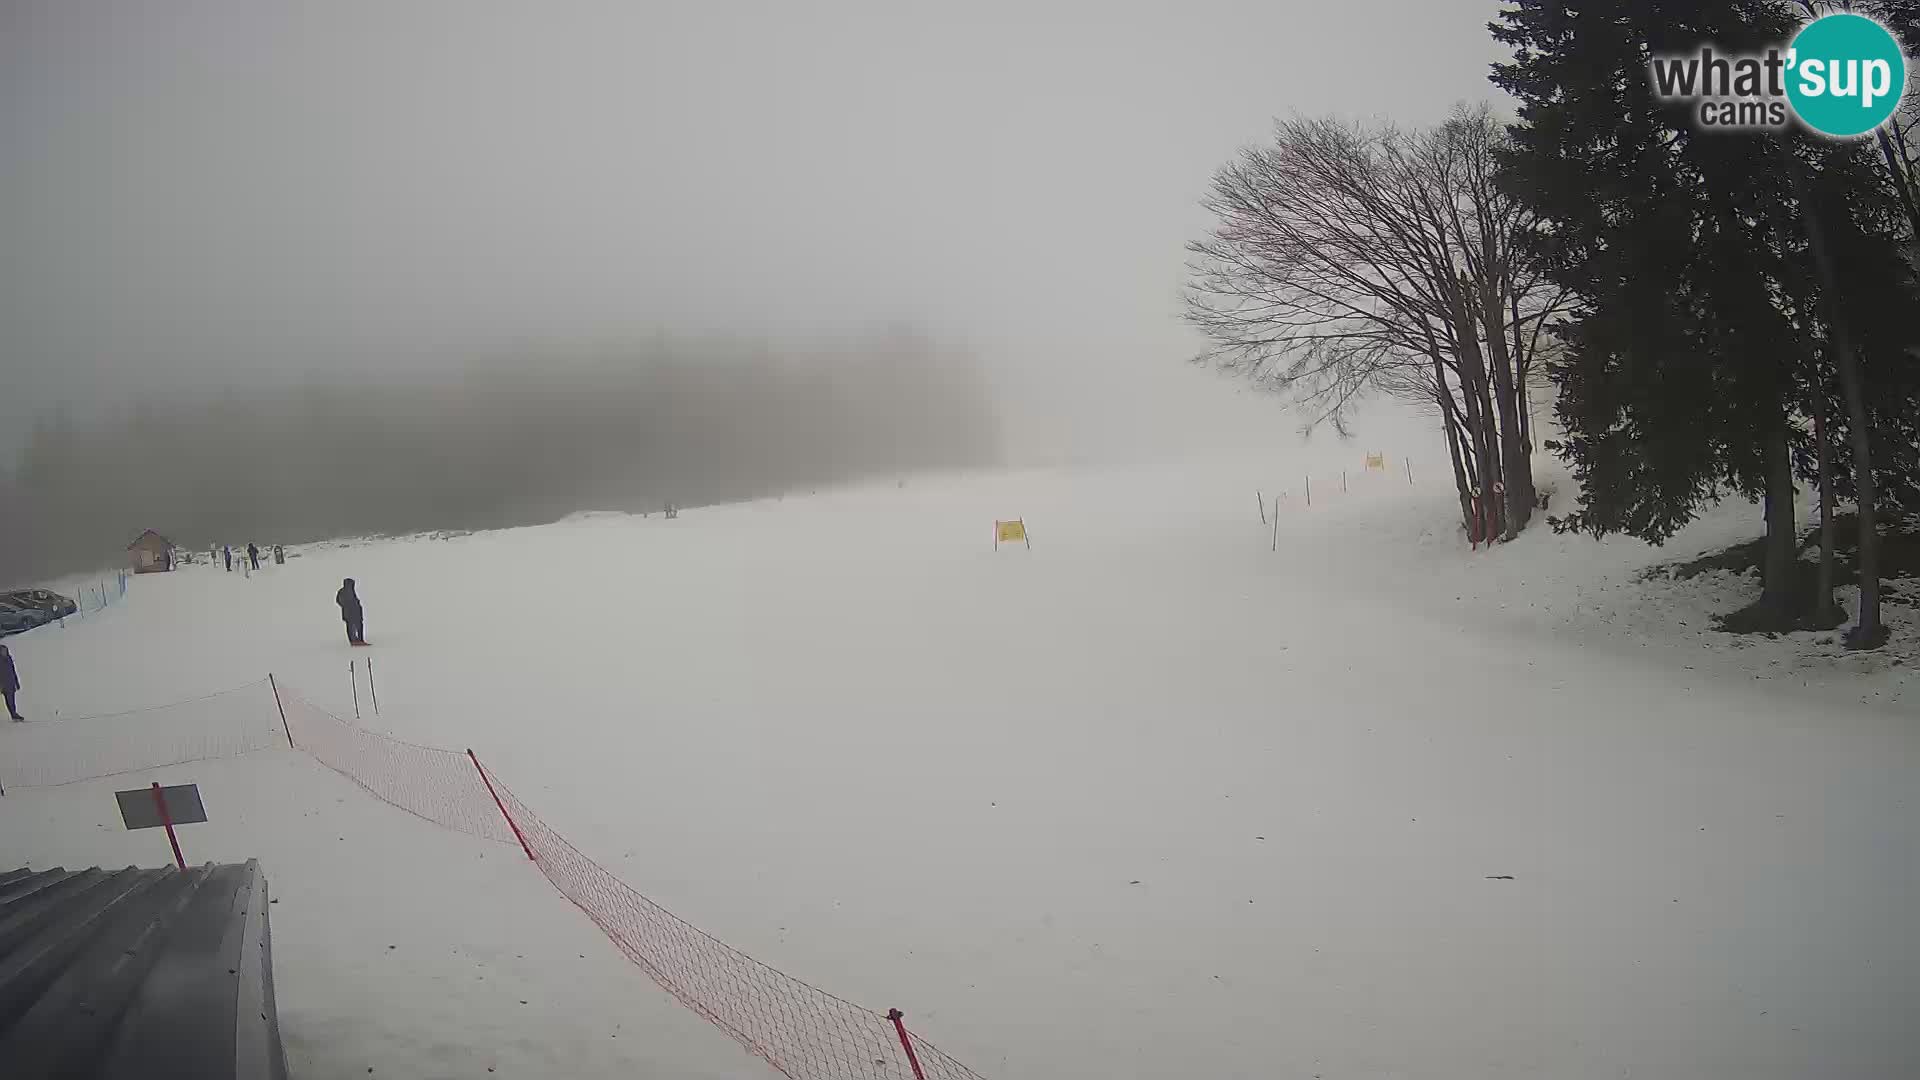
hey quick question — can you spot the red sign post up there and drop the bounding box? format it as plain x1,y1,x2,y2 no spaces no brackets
151,782,186,870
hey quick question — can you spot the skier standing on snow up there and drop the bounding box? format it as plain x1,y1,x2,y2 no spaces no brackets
336,578,366,645
224,544,233,572
247,542,260,571
1,642,23,721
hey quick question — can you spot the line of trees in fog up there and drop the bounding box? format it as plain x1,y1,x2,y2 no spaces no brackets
1188,0,1920,649
0,329,998,585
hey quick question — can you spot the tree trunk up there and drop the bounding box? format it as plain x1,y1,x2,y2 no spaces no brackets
1479,283,1536,537
1798,167,1886,648
1449,286,1504,540
1475,359,1505,538
1813,393,1840,626
1834,341,1884,648
1516,366,1533,455
1510,293,1540,456
1439,374,1476,535
1760,418,1799,620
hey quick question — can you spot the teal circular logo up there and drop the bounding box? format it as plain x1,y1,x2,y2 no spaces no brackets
1786,13,1907,137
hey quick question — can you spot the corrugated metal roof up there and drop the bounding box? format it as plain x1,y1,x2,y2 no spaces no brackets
0,860,288,1079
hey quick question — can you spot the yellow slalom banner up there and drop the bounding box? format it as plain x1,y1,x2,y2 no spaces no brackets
1365,452,1386,471
994,519,1029,549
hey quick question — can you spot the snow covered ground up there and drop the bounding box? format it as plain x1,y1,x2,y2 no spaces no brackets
2,456,1915,1079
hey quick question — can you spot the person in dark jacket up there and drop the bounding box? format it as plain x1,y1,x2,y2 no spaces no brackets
224,544,233,572
336,578,365,645
247,542,260,571
1,642,23,721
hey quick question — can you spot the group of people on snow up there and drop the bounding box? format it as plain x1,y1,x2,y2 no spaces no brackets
209,542,285,572
0,573,367,725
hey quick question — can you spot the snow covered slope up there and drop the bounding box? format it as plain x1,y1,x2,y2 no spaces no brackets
2,459,1915,1079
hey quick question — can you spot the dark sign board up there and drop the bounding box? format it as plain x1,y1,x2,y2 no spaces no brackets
115,783,208,830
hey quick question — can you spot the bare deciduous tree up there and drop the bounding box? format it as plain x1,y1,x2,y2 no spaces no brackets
1185,104,1567,540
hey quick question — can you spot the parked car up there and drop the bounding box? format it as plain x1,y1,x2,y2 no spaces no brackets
0,589,78,636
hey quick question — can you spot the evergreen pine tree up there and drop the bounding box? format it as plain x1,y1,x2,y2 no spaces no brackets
1494,0,1833,625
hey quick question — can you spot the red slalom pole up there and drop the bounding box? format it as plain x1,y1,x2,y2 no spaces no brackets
468,749,535,861
151,782,186,870
886,1010,928,1080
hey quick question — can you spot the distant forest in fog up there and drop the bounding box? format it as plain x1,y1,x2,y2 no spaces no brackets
0,330,999,584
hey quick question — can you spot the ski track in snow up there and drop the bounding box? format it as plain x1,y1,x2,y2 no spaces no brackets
3,459,1915,1079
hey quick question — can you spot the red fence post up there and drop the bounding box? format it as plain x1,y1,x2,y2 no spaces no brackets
468,749,535,861
886,1009,929,1080
151,782,186,871
269,673,295,749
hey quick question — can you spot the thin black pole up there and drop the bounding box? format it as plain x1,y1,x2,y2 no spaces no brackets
269,673,295,749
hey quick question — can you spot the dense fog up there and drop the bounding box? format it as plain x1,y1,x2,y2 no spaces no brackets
0,331,997,584
0,1,1510,585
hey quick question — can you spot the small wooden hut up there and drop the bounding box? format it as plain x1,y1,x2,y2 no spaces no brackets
128,529,175,573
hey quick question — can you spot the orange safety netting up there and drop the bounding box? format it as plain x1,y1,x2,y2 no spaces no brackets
0,679,287,791
277,690,517,845
482,764,987,1080
1,677,990,1080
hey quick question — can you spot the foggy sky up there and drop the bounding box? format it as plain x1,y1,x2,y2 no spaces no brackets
1,0,1509,464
